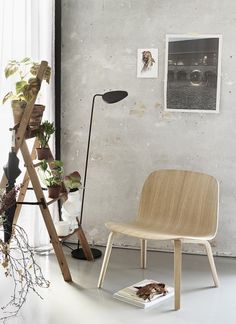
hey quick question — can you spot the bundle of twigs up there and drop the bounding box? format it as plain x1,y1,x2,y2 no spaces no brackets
0,186,50,322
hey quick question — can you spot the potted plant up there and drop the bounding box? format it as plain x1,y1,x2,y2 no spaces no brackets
39,159,63,198
3,57,51,128
61,171,83,230
64,171,82,192
36,121,55,160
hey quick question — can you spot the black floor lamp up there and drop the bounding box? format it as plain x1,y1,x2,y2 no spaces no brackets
71,90,128,260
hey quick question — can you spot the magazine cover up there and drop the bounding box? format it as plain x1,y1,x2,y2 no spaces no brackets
113,279,174,309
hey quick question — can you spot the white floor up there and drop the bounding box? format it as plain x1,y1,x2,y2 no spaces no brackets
1,245,236,324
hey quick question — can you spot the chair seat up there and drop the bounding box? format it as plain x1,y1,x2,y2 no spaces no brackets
105,221,214,241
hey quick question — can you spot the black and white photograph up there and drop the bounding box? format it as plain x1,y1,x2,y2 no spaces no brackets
164,35,222,113
137,48,158,78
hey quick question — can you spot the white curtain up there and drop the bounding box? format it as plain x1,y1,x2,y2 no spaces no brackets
0,0,56,249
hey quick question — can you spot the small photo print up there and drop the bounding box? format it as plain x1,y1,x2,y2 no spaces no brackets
137,48,158,78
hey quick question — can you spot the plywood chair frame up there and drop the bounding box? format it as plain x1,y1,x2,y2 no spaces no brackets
97,169,219,310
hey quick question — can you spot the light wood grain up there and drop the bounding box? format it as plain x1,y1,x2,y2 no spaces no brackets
140,239,147,269
174,239,182,310
76,226,94,261
203,241,219,287
106,170,218,240
97,232,115,288
98,169,219,309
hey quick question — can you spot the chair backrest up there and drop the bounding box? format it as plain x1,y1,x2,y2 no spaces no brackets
137,170,219,238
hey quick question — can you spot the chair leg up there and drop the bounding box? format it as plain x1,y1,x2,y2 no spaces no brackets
203,241,219,287
174,239,182,310
97,232,115,288
140,239,147,269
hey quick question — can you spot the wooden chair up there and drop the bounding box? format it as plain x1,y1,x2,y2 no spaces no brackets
97,169,219,310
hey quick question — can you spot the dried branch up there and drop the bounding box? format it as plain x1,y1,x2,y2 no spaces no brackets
0,225,50,322
0,187,50,322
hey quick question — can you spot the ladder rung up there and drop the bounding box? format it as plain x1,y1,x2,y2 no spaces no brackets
59,228,78,240
33,162,42,168
17,198,47,209
24,162,41,168
17,201,42,206
27,187,47,191
47,193,67,206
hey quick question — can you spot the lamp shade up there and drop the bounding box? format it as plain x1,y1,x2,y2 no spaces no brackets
102,90,128,104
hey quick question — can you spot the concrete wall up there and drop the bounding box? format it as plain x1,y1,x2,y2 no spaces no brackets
61,0,236,256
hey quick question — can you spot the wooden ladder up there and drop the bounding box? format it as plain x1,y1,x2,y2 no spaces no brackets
0,61,94,283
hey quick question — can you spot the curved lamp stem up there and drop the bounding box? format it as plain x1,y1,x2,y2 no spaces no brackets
79,94,102,225
73,90,127,260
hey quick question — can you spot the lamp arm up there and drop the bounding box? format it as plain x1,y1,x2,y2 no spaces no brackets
79,94,102,225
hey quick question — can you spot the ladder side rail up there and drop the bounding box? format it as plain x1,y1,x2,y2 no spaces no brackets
15,61,48,151
0,61,48,188
20,139,72,282
13,138,38,225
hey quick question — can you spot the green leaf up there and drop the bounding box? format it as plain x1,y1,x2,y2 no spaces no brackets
2,92,14,104
39,160,48,172
15,80,27,94
30,63,39,76
4,65,18,78
64,171,82,189
22,84,38,102
20,57,31,64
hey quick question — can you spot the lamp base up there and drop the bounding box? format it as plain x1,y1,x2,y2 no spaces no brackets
71,247,102,260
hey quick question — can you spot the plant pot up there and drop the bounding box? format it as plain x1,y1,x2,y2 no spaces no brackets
54,221,71,237
11,100,26,125
36,147,51,160
29,104,45,129
11,100,45,128
61,189,81,231
48,185,61,199
25,127,38,139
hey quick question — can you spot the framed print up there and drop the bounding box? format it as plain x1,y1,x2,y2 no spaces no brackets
137,48,158,78
164,34,222,113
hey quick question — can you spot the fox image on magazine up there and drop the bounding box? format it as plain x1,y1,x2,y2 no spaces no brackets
113,279,174,309
134,282,168,301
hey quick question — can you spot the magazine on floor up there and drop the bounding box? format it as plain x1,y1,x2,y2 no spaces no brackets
113,279,174,309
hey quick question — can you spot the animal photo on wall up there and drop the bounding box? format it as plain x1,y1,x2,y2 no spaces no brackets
137,48,158,78
164,34,222,113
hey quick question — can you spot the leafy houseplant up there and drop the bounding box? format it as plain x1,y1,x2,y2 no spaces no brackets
36,121,55,160
39,160,63,198
64,171,82,192
3,57,51,128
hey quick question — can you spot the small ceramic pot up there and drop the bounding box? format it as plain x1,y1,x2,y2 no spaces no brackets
61,189,81,230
